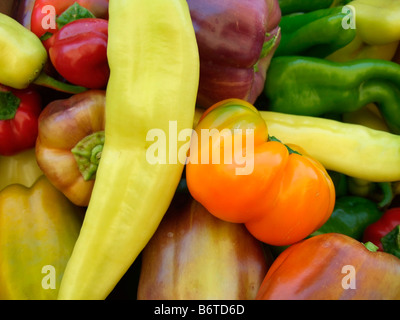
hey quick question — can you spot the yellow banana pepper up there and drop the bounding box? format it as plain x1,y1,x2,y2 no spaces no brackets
343,104,395,207
327,34,399,62
58,0,199,299
0,148,43,191
0,176,83,300
259,111,400,182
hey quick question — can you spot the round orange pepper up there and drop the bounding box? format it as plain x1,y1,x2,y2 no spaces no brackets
186,99,335,246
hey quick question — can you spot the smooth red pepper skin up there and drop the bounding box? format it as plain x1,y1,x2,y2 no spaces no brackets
363,207,400,251
31,0,109,39
0,86,42,156
48,18,109,89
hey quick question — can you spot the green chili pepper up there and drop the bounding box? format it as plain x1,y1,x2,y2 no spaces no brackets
0,13,86,94
278,0,350,15
263,56,400,134
276,7,356,58
311,196,383,240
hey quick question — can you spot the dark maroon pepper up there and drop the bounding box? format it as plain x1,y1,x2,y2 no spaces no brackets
187,0,281,109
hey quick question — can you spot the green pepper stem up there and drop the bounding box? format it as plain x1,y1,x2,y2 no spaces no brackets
71,131,105,181
269,135,302,155
364,241,379,252
377,182,394,208
33,71,88,95
0,91,20,120
254,28,281,73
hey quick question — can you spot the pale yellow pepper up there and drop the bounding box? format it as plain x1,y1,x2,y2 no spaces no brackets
327,0,400,61
0,148,43,191
0,176,83,300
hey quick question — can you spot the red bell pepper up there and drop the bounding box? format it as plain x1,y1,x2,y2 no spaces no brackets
48,18,109,89
31,0,109,41
363,207,400,257
0,85,42,156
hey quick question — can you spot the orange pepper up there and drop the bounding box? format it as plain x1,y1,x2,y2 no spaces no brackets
256,233,400,300
186,99,335,246
36,90,105,207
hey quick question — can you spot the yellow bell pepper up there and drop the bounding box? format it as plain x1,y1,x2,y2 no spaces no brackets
58,0,199,299
0,148,43,191
0,176,84,300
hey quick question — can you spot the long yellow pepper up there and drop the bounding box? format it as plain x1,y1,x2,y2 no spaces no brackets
260,111,400,182
58,0,199,299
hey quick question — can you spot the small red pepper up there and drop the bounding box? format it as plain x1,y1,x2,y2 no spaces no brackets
0,85,42,156
363,207,400,253
31,0,109,41
48,18,109,89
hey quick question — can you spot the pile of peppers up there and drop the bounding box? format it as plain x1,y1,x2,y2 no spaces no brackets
0,0,399,301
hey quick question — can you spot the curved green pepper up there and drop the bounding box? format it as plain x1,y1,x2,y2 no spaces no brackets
276,7,356,58
278,0,350,15
348,178,394,209
264,56,400,134
311,196,383,240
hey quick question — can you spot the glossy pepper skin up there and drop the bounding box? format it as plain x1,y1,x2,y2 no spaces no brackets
36,90,106,207
363,207,400,253
276,7,356,58
48,18,109,89
347,0,400,46
259,110,400,182
31,0,109,40
0,12,87,94
187,0,281,109
327,34,399,62
325,0,400,62
0,85,42,156
186,99,335,246
11,0,36,29
311,196,383,240
57,0,199,300
0,176,83,300
0,148,43,191
138,194,272,300
264,56,400,134
278,0,350,15
256,233,400,300
0,12,47,89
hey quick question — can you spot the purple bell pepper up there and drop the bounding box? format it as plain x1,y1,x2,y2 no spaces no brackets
188,0,281,108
